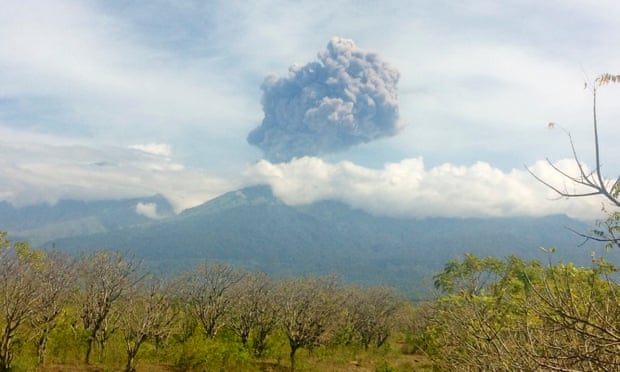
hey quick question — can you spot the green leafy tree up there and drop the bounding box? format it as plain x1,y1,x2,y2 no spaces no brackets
526,259,620,370
429,253,620,371
430,255,539,370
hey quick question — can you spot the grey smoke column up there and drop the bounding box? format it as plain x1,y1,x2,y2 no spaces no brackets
247,37,401,162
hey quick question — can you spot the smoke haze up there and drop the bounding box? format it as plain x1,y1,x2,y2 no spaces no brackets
247,37,401,162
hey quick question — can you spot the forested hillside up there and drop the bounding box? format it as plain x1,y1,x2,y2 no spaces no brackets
27,185,609,299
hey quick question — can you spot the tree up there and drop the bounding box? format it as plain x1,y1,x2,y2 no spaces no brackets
77,250,141,364
346,286,403,349
120,278,178,372
525,259,620,370
179,262,244,338
0,235,77,371
428,253,620,371
227,272,278,356
529,73,620,247
274,275,342,371
30,250,76,367
0,234,48,371
430,255,536,371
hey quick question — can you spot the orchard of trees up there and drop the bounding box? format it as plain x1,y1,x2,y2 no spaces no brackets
2,229,620,371
0,235,410,371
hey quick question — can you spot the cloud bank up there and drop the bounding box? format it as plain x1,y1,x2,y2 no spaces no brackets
246,157,605,220
0,129,606,221
0,136,237,213
247,37,401,162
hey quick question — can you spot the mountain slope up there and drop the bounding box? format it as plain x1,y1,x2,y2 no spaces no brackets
2,195,174,245
41,186,611,298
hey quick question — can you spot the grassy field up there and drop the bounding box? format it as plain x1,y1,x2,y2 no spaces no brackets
35,333,433,372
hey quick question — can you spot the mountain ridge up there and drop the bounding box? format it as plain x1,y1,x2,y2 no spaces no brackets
16,185,609,299
2,194,175,245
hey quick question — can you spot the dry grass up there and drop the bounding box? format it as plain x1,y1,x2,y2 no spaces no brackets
39,354,433,372
41,363,176,372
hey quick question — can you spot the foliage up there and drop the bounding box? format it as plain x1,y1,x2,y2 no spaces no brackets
0,236,76,371
427,253,620,371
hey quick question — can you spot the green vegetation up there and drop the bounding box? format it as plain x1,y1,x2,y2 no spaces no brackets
2,229,619,371
425,253,620,370
0,234,430,371
420,73,620,370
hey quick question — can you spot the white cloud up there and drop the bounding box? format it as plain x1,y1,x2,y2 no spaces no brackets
246,157,606,220
129,143,172,157
135,202,160,219
0,140,238,213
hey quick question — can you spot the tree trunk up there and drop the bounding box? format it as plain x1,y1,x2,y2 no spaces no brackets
289,345,298,372
98,336,107,363
125,352,137,372
85,334,95,364
240,330,249,346
0,325,13,372
37,331,49,366
125,336,145,372
253,327,270,357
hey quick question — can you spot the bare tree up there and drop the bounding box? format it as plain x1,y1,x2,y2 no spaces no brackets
274,275,342,371
120,278,178,372
529,73,620,247
77,250,141,364
228,272,278,356
179,262,244,338
346,286,403,349
30,251,76,367
0,235,48,371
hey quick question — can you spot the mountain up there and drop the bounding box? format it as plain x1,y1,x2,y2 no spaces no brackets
25,185,614,299
1,195,174,246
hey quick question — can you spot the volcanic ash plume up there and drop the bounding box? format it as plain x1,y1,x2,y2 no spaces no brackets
247,37,401,162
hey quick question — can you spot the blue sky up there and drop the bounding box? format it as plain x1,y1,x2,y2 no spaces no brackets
1,0,619,219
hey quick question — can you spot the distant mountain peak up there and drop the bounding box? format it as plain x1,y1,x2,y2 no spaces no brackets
233,184,274,200
180,185,280,218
